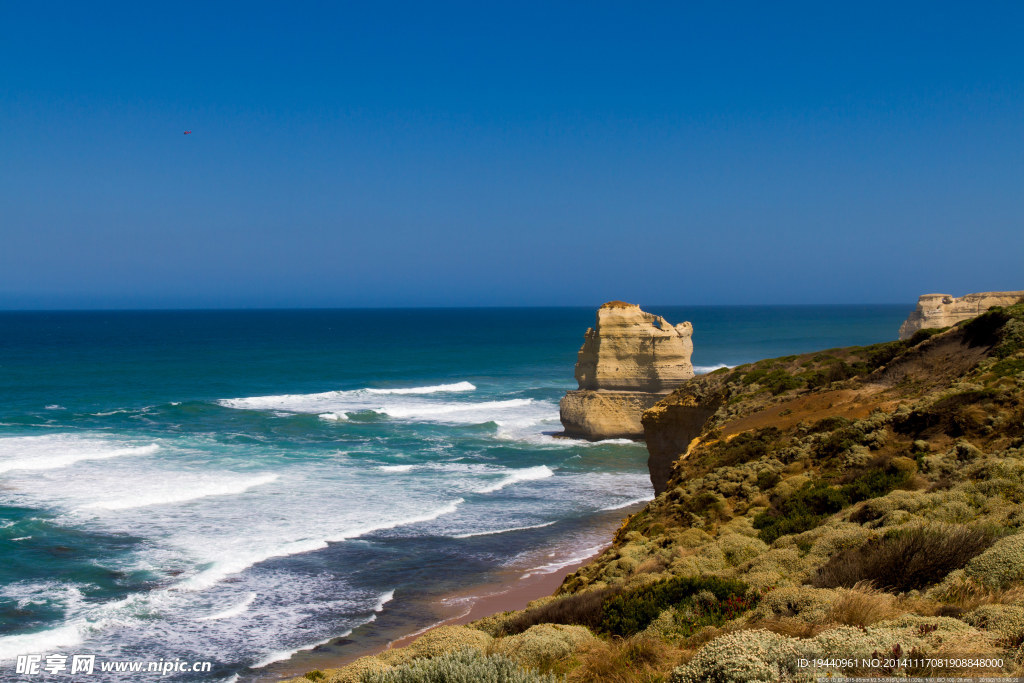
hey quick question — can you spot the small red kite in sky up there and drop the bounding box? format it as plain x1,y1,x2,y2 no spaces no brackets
183,131,192,135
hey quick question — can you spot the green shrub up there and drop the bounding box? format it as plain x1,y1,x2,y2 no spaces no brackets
965,533,1024,589
812,526,996,592
753,480,848,543
707,427,782,467
907,328,945,345
962,308,1011,349
361,649,556,683
304,672,325,682
808,416,853,433
988,358,1024,379
762,369,804,395
754,465,911,543
756,470,781,491
803,361,859,389
599,576,753,637
865,340,909,368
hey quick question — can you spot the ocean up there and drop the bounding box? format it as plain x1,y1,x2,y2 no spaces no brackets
0,305,909,681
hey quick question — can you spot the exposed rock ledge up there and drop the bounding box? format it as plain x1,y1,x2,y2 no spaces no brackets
559,302,693,440
898,290,1024,340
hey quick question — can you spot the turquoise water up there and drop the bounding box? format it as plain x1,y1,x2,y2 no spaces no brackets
0,306,908,681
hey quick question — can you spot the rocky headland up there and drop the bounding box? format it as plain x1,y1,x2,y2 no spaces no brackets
559,302,694,440
289,297,1024,683
899,291,1024,340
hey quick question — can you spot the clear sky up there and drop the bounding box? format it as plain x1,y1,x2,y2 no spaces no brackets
1,2,1022,309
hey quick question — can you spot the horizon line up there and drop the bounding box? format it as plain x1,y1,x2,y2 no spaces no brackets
0,302,913,314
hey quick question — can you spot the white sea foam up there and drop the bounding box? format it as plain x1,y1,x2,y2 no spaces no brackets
378,464,414,472
474,465,554,493
374,589,396,612
198,592,258,621
365,382,476,395
44,405,64,411
175,499,464,592
520,543,608,579
251,588,394,669
81,473,280,511
219,381,476,413
0,434,159,474
10,536,32,542
0,622,84,661
251,634,338,669
318,412,349,421
694,363,734,374
451,521,555,539
375,398,531,420
599,496,654,511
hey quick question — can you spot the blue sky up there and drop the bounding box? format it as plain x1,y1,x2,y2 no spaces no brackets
1,2,1022,308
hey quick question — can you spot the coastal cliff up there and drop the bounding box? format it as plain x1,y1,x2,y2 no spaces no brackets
559,302,693,440
898,291,1024,340
291,300,1024,682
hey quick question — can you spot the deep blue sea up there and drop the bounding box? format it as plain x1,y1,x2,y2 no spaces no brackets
0,305,908,681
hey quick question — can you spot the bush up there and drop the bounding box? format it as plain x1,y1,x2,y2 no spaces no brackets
754,465,911,543
707,427,782,468
501,588,619,635
361,649,556,683
570,634,680,683
962,308,1011,349
600,576,754,637
965,533,1024,589
669,629,807,683
753,480,848,543
803,361,859,389
491,623,597,669
812,526,996,592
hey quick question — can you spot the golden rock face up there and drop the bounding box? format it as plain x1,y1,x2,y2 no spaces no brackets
898,291,1024,340
560,303,694,440
574,303,694,393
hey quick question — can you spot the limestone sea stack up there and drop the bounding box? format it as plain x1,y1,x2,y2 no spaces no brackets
559,302,694,440
898,291,1024,340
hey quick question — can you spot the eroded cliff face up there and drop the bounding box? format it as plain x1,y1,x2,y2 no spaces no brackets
898,291,1024,340
574,302,694,392
559,302,694,440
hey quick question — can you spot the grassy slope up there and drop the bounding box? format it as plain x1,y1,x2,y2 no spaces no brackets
293,301,1024,683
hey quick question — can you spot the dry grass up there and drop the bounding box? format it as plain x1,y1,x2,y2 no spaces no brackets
934,575,1024,611
566,635,683,683
634,555,669,575
828,583,902,627
741,617,828,639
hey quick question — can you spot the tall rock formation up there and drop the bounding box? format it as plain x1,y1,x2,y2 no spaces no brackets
899,291,1024,340
559,302,694,440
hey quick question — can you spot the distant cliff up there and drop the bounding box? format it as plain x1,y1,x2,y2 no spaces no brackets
559,302,693,440
898,291,1024,340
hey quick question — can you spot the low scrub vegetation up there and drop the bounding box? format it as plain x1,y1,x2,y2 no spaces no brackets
812,526,997,592
361,649,556,683
501,588,619,636
754,463,911,543
600,576,754,637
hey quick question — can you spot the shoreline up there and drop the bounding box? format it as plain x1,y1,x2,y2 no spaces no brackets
259,512,633,681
